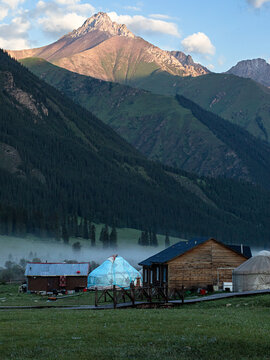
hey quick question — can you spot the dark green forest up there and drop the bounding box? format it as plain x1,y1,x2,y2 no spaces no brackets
176,95,270,189
0,49,270,246
22,58,270,187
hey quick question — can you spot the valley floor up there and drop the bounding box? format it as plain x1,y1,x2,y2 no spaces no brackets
1,293,270,359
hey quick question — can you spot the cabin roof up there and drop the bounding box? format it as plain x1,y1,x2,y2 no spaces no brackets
25,262,90,277
138,237,252,266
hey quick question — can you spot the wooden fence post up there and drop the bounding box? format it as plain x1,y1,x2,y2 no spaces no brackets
130,282,135,307
113,285,117,309
181,285,185,305
164,284,168,303
148,285,152,303
95,287,98,307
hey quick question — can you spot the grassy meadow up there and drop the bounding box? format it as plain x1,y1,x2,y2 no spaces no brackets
1,294,270,359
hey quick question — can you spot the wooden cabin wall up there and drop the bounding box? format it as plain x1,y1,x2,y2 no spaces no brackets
66,276,87,290
28,277,49,292
27,276,87,292
168,239,247,289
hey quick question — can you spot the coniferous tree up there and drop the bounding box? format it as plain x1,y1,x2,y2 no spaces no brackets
109,226,117,248
99,226,105,244
139,230,149,246
53,215,61,241
90,224,96,247
165,233,170,247
83,218,89,240
152,231,158,247
72,241,81,251
74,216,80,238
149,231,154,246
138,233,143,246
78,218,83,238
102,224,109,248
62,223,69,244
145,231,150,246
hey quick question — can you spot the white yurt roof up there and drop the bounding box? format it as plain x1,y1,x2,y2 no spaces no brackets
87,255,142,289
233,251,270,275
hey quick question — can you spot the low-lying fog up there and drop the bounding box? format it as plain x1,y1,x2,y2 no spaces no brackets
0,236,168,269
1,236,267,270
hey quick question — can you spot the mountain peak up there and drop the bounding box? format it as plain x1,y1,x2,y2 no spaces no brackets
68,12,136,39
227,58,270,87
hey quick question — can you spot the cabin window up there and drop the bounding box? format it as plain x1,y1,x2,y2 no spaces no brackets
144,268,148,282
163,267,167,282
150,270,153,284
156,267,159,281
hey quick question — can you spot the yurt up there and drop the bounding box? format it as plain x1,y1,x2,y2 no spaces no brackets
233,251,270,292
88,255,142,289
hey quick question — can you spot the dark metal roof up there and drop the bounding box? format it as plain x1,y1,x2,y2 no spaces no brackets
138,237,252,266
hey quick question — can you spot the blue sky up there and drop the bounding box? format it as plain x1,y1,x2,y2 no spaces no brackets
0,0,269,72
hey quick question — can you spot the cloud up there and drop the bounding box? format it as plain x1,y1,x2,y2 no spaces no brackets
0,16,30,50
0,0,25,11
123,6,141,11
181,32,215,56
0,0,25,20
0,6,9,20
0,0,95,49
218,55,226,66
207,64,215,70
247,0,270,8
38,12,87,35
149,14,171,20
108,12,181,37
33,0,95,37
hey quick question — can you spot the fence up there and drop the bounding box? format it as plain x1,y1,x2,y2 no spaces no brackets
94,284,185,308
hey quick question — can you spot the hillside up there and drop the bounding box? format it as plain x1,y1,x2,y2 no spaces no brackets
21,58,270,189
129,71,270,143
8,13,270,145
8,12,209,83
2,49,270,244
227,58,270,88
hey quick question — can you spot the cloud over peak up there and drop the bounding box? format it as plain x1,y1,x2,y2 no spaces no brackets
181,32,215,56
35,0,95,37
108,12,181,38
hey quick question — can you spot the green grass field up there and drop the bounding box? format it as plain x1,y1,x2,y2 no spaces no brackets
1,293,270,359
0,284,97,307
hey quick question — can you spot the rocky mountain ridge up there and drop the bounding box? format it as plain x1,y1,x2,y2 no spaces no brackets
8,12,209,81
65,12,136,39
170,51,210,76
227,58,270,87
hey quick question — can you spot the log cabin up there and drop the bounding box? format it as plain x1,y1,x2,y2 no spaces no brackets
25,262,90,293
139,238,251,290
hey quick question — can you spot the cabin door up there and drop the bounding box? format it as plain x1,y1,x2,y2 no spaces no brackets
47,278,55,292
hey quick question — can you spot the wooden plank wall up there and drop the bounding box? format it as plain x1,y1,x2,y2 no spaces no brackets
168,239,247,289
28,276,87,292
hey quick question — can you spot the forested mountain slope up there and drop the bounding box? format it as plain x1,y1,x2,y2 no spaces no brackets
21,58,270,190
1,50,270,244
9,13,270,145
131,71,270,143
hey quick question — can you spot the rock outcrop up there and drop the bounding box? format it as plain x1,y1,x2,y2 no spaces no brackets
227,58,270,87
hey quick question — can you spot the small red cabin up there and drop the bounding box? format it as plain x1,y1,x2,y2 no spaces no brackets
25,262,90,292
